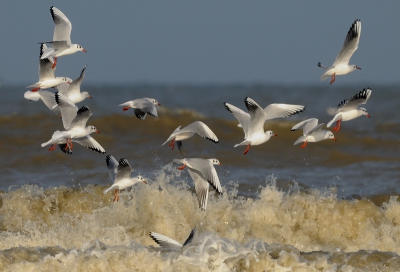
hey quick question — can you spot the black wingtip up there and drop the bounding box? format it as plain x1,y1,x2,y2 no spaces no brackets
206,137,219,143
223,102,233,113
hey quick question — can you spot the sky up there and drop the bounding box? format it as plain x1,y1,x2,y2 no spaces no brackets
1,1,400,86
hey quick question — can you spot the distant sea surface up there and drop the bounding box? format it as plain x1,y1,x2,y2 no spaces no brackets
1,84,400,271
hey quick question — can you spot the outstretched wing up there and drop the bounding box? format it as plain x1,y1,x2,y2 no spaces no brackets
180,121,219,143
291,118,319,136
187,169,209,210
105,155,119,183
73,136,105,154
38,43,55,81
70,106,92,128
333,19,361,66
149,232,182,251
182,226,196,247
224,102,250,138
50,6,72,44
65,65,86,96
55,92,78,130
115,158,133,182
263,104,305,120
245,97,266,138
336,88,372,112
186,158,222,194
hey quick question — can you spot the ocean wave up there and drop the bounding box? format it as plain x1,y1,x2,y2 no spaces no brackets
1,169,400,270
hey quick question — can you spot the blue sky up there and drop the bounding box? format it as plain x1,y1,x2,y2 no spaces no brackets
1,1,399,85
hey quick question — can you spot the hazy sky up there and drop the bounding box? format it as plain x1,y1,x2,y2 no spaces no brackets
1,1,400,85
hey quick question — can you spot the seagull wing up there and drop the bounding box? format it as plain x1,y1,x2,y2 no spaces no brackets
149,232,182,251
307,123,324,136
291,118,319,136
263,104,305,120
187,168,210,210
55,92,78,130
106,155,119,183
333,19,361,66
38,43,55,81
73,136,105,154
182,227,196,247
115,158,133,182
50,6,72,44
186,158,222,194
180,121,219,143
245,97,266,138
223,102,250,138
337,88,372,112
65,65,86,96
69,106,92,128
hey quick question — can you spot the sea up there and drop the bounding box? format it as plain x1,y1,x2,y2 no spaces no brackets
0,83,400,271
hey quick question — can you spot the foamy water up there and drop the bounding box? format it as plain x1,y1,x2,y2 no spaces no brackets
1,167,400,271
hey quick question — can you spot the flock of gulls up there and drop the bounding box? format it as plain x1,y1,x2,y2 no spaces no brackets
23,7,371,250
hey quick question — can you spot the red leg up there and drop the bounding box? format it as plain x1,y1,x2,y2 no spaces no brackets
243,144,250,155
122,106,130,111
178,164,186,170
31,87,40,92
48,144,57,151
300,141,308,148
52,57,57,69
330,73,336,85
332,120,342,132
168,139,175,150
113,189,119,202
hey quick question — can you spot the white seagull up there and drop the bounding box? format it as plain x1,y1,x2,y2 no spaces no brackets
224,97,278,155
58,65,91,103
291,118,336,148
173,158,222,210
150,226,196,251
103,155,147,202
162,121,219,154
27,43,70,92
318,19,361,84
41,6,87,68
327,88,371,132
118,98,161,120
41,92,105,154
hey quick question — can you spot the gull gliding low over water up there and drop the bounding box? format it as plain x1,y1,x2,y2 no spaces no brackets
41,6,87,68
118,98,161,120
103,155,147,202
162,121,219,154
327,88,371,132
318,19,361,84
291,118,336,148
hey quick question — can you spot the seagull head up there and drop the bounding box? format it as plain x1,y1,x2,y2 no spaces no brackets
265,130,278,138
83,92,92,99
90,126,100,134
136,175,147,184
152,99,161,106
360,107,370,118
209,158,221,166
326,131,337,141
353,65,361,70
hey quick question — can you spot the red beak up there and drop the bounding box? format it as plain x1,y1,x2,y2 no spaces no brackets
96,129,100,134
